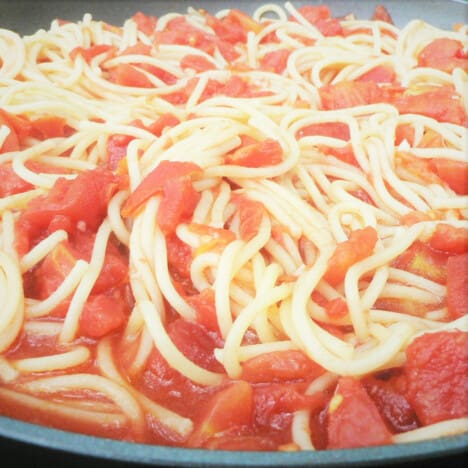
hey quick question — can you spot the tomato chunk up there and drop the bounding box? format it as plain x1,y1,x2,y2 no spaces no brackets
429,158,468,195
446,253,468,319
0,165,34,197
418,38,468,73
70,44,115,63
180,54,215,72
226,138,283,167
371,5,394,24
324,226,378,286
186,289,219,333
296,6,343,36
297,122,350,140
404,331,467,425
259,49,291,74
132,12,157,36
319,81,384,110
231,195,266,241
357,65,396,83
121,160,202,234
17,167,119,250
327,377,392,449
0,109,20,153
241,350,324,383
31,116,68,139
429,224,468,255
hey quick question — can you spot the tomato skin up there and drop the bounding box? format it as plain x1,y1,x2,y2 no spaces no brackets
446,253,468,319
324,226,378,286
226,138,283,168
241,350,324,383
327,377,392,449
17,167,119,250
418,38,467,73
429,158,468,195
364,374,419,433
404,331,467,425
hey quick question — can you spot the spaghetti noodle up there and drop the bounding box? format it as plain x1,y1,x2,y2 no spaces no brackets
0,2,467,451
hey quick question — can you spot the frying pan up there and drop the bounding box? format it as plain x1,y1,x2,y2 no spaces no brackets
0,1,467,466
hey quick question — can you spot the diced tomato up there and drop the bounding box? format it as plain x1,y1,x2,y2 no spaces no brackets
395,124,415,146
357,65,396,83
318,144,359,166
391,86,466,126
324,226,378,286
429,158,468,195
392,241,448,284
226,138,283,168
364,373,418,433
168,318,223,373
132,11,157,36
371,5,394,24
17,167,119,251
180,54,215,72
418,38,468,73
110,63,153,88
121,161,202,231
254,383,327,431
147,113,180,137
70,44,116,63
327,377,392,449
79,293,127,338
400,210,432,226
319,81,384,110
204,434,277,451
395,151,442,185
166,233,193,281
297,122,350,140
0,165,34,197
446,253,468,319
325,297,348,318
231,195,266,241
296,5,343,36
0,109,20,152
30,116,68,139
221,75,252,98
186,289,219,333
190,381,253,447
429,224,468,255
404,330,467,425
259,49,291,74
0,109,32,144
418,129,445,148
241,350,324,383
119,42,152,56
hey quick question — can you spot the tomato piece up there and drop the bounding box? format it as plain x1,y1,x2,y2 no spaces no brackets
30,116,68,139
205,434,277,451
371,5,394,24
226,138,283,168
119,42,152,56
446,253,468,319
70,44,115,63
297,122,350,140
357,65,396,83
392,241,448,284
254,383,327,431
121,160,202,219
318,144,358,166
147,113,180,137
319,81,384,110
418,38,467,73
327,377,392,449
190,381,253,447
395,124,415,146
131,11,157,36
429,158,468,195
259,49,291,74
391,86,466,125
231,195,266,241
186,289,219,333
324,226,378,286
400,210,432,226
429,224,468,255
296,6,343,36
324,297,348,318
17,168,119,250
79,293,127,338
241,350,324,383
180,54,215,72
110,63,153,88
0,109,32,144
364,374,418,433
0,110,20,153
404,331,467,425
0,164,34,197
168,318,223,373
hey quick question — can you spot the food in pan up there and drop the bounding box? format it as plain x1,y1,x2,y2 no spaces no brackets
0,2,467,451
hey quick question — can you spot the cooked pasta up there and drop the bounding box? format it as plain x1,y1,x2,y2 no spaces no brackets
0,2,467,451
